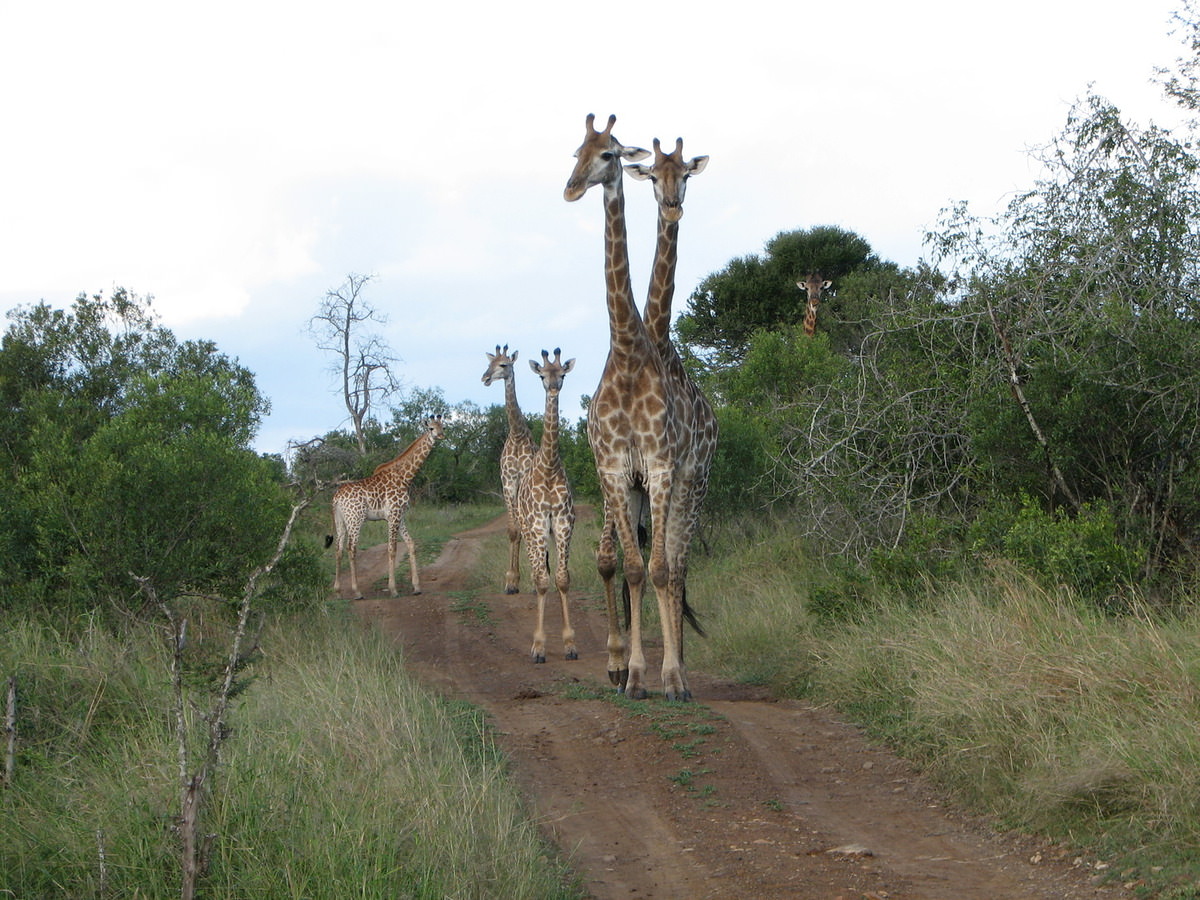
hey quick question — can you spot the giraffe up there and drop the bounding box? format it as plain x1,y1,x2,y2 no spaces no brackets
799,273,832,337
563,112,696,701
517,348,578,663
482,344,536,594
627,135,717,651
327,415,445,599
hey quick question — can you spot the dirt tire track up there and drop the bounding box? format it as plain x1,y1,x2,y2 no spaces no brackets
348,514,1129,899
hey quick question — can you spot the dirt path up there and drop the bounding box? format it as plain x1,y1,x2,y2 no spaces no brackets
350,514,1130,899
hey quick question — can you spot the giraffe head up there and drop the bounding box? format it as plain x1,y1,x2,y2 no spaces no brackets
482,344,518,387
626,137,709,223
425,414,446,441
798,273,833,297
563,114,650,202
529,348,576,395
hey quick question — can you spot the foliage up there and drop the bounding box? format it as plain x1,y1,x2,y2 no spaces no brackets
969,496,1145,611
0,290,297,614
0,604,581,899
676,225,895,362
928,92,1200,582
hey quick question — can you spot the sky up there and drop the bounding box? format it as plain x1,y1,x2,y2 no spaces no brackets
1,0,1190,456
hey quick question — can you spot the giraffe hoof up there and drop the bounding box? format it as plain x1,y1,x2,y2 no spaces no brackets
627,686,648,701
565,649,578,661
531,652,546,664
505,587,520,595
608,669,624,687
411,590,422,596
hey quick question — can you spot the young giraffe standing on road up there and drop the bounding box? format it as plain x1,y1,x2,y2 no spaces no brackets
563,113,697,701
327,415,444,599
482,345,536,594
517,349,578,663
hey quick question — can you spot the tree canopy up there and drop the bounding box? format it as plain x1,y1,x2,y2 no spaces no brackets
0,289,291,613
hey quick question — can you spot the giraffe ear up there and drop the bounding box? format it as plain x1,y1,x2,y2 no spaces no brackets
562,358,576,373
510,349,518,363
822,280,832,289
625,164,653,181
687,156,710,176
621,145,651,163
528,359,541,374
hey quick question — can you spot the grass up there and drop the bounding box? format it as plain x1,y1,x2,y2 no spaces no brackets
0,502,582,900
687,515,1200,899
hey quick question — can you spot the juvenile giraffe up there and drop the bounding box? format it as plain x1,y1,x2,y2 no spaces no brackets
563,113,695,701
517,349,578,663
482,345,536,594
328,415,444,599
628,136,717,645
799,273,832,337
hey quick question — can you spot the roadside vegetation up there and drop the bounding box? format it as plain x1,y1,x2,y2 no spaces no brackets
1,505,581,900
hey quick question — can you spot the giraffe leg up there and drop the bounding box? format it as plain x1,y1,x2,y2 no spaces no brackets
397,515,421,595
505,515,522,594
526,536,550,664
385,518,400,598
555,517,576,660
604,482,649,699
596,503,627,687
348,541,363,600
644,470,689,701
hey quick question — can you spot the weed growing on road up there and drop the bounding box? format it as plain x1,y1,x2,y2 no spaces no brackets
451,590,493,626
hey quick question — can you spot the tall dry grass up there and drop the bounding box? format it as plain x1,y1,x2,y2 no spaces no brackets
689,519,1200,896
1,500,581,899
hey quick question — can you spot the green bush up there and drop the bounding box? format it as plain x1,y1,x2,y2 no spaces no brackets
971,496,1144,610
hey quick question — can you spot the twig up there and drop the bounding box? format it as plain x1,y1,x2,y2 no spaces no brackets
4,675,15,788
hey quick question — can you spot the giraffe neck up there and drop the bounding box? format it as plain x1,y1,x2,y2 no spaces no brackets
601,179,647,360
644,211,679,355
503,372,533,441
378,430,435,482
538,389,562,465
803,292,819,337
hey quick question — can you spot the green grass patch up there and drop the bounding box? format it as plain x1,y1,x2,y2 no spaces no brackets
451,590,494,626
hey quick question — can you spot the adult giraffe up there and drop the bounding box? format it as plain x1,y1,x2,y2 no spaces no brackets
627,135,717,653
327,415,444,599
563,113,695,701
482,344,536,594
517,348,578,664
799,273,832,337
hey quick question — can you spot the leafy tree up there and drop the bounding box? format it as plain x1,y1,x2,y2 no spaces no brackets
0,290,295,613
929,91,1200,580
676,225,886,363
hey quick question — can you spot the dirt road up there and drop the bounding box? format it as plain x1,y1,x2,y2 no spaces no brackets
350,514,1129,899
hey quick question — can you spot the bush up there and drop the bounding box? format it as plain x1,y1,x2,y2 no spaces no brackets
971,496,1144,610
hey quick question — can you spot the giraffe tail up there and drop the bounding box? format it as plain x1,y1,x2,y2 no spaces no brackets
324,534,334,548
682,589,706,638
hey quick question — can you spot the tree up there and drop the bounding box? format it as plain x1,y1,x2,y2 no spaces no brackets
928,91,1200,579
676,225,884,363
308,273,401,454
0,289,292,614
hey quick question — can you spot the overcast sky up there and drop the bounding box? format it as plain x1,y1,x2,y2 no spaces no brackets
1,0,1188,455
